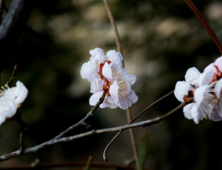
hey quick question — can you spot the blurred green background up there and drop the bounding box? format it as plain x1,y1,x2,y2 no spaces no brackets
1,0,222,169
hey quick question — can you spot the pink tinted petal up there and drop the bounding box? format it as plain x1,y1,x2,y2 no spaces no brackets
191,104,199,124
118,97,128,110
0,115,5,125
13,81,28,104
89,48,106,63
100,96,117,109
126,89,138,105
109,80,119,102
102,62,112,81
197,71,214,86
204,63,216,73
89,91,104,106
125,75,136,86
106,50,123,66
214,79,222,99
80,61,97,82
209,97,222,121
183,103,193,119
174,81,190,102
185,67,200,85
215,56,222,72
90,79,104,93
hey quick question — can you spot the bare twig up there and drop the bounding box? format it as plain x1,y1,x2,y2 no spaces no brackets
103,0,139,167
103,0,123,60
184,0,222,55
52,91,107,140
0,103,185,162
103,90,174,161
0,162,151,170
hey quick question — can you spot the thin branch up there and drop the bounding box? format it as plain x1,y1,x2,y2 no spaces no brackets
103,90,174,161
85,156,93,170
52,91,107,139
126,108,139,168
103,0,123,60
184,0,222,55
103,0,139,166
0,162,151,170
0,103,185,162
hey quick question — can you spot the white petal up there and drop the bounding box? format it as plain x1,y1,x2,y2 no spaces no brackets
190,104,199,124
197,71,214,86
209,97,222,121
125,75,136,86
13,81,28,104
0,115,6,125
80,61,97,82
89,48,106,63
109,80,119,102
0,100,17,118
174,81,190,102
215,56,222,72
106,50,123,66
214,79,222,99
204,63,216,73
126,90,138,105
100,96,117,109
185,67,201,85
89,91,104,106
102,62,112,81
183,103,193,119
90,79,104,93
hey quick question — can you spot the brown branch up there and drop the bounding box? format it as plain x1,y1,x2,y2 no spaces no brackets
52,91,107,140
103,0,123,59
184,0,222,55
103,90,174,161
0,162,151,170
103,0,139,166
0,103,185,162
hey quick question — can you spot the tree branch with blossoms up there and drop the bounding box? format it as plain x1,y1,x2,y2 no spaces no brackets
0,102,184,162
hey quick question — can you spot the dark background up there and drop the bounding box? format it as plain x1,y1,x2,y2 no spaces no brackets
0,0,222,169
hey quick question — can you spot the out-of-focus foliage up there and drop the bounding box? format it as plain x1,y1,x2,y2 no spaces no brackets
1,0,222,169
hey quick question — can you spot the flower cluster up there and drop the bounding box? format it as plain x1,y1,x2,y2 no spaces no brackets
80,48,138,110
174,56,222,124
0,81,28,125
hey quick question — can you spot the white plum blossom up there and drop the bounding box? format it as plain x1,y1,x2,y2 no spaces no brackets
0,81,28,125
174,56,222,124
81,48,138,110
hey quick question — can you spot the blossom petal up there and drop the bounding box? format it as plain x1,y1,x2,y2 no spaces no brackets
13,81,28,104
215,56,222,72
214,79,222,99
0,115,6,125
89,91,104,106
183,103,193,119
190,104,199,124
209,97,222,121
174,81,190,102
89,48,106,63
109,80,119,102
125,75,136,86
204,63,216,73
80,61,97,82
100,96,117,109
197,71,214,86
102,62,112,81
106,50,123,66
185,67,201,85
90,79,104,93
